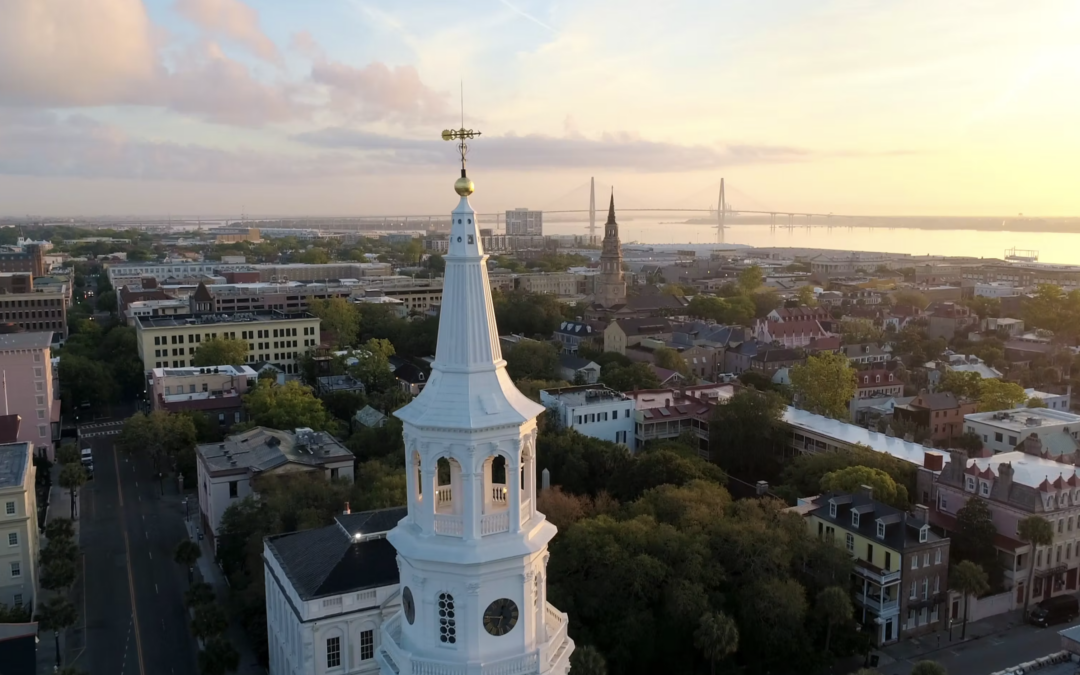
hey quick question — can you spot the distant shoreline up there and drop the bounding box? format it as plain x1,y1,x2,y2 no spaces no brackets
682,216,1080,234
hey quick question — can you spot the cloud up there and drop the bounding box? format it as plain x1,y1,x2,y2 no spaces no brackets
289,30,323,60
310,61,450,123
174,0,282,65
0,111,357,182
0,0,159,106
293,128,815,172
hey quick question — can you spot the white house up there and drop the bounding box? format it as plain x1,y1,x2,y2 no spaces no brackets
264,507,405,675
540,385,637,451
964,408,1080,457
196,427,355,549
1025,387,1072,412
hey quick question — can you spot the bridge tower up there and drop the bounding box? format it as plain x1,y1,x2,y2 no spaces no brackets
588,177,596,243
716,178,726,244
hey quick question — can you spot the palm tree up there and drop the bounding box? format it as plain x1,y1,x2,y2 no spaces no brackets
951,560,990,639
175,539,202,582
58,462,87,520
1017,515,1054,612
569,645,608,675
816,586,854,654
37,596,77,670
694,611,739,675
911,660,947,675
198,636,240,675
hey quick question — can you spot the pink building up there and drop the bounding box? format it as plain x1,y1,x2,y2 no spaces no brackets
754,319,830,348
0,333,56,459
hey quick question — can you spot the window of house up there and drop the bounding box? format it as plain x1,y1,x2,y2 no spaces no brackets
922,578,929,600
939,494,948,512
884,551,892,570
876,521,885,538
326,636,341,668
7,532,16,546
845,533,854,552
1059,519,1065,534
438,592,457,644
994,432,1003,443
852,511,860,527
979,481,990,497
923,551,930,566
965,476,976,492
331,468,339,480
360,629,374,660
4,501,13,515
935,548,942,565
1058,546,1063,563
229,481,238,498
909,582,916,599
1009,435,1017,446
911,555,918,570
12,593,21,607
829,502,837,518
10,562,19,578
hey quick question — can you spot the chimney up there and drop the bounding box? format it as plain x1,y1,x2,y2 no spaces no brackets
923,451,944,472
914,504,929,524
343,501,351,515
858,484,874,500
755,480,769,496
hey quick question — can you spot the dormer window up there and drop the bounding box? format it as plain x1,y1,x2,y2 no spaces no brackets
852,511,861,527
979,481,990,497
919,526,929,543
829,502,837,518
1046,496,1055,510
876,521,885,539
1064,493,1071,507
965,476,976,493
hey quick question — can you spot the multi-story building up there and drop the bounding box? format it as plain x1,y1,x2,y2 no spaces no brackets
603,318,673,355
264,506,405,675
0,333,56,459
926,302,977,341
0,442,39,611
372,281,443,314
894,392,978,445
552,320,601,354
806,490,949,645
767,306,832,323
963,408,1080,457
540,385,636,451
135,311,321,375
150,365,257,428
1025,387,1072,412
754,319,830,348
627,384,735,457
844,343,891,366
854,364,905,400
930,449,1080,609
505,208,543,236
0,273,69,337
196,427,354,549
107,261,391,287
0,246,44,277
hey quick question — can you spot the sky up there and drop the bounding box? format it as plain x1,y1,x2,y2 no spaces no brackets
1,0,1079,218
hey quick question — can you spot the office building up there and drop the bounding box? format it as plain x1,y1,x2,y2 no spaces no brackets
0,274,69,337
150,364,258,428
0,333,56,459
0,442,39,611
505,208,543,236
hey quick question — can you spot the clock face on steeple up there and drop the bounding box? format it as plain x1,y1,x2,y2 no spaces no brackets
483,598,519,636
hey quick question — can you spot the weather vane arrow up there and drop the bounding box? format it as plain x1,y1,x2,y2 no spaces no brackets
441,127,482,177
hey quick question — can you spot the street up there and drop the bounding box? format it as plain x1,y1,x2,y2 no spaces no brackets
75,422,197,675
883,617,1080,675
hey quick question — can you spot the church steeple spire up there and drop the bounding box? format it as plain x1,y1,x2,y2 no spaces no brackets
606,190,616,225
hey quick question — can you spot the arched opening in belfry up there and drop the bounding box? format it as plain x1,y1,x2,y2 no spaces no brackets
435,456,461,515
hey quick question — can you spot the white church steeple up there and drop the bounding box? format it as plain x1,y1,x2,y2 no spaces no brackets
377,127,574,675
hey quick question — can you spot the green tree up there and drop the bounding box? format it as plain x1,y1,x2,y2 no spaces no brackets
0,603,31,623
116,411,198,486
58,462,87,520
790,352,857,420
58,354,118,410
569,645,608,675
815,586,853,654
892,289,929,308
309,298,359,349
96,289,118,313
493,290,572,337
37,596,78,670
820,466,909,508
1027,396,1048,408
978,378,1028,412
45,517,75,541
938,371,983,401
1017,515,1054,612
243,380,333,431
175,539,202,572
198,635,241,675
192,338,249,367
653,347,691,379
780,445,916,503
40,557,77,591
505,341,560,381
694,611,739,675
347,341,399,394
191,603,229,641
951,560,989,639
427,253,445,274
796,286,818,307
184,582,216,609
952,498,1000,588
709,389,788,480
600,362,660,391
55,443,80,466
911,661,948,675
738,265,763,294
954,431,984,454
752,289,783,318
39,535,79,569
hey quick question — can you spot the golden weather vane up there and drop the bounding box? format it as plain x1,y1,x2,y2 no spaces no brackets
442,82,481,196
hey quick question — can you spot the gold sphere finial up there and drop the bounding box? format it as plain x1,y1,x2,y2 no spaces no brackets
454,175,475,197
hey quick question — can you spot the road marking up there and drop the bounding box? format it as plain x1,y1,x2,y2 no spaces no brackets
114,447,147,675
135,481,138,487
951,650,961,656
155,584,159,595
148,551,152,560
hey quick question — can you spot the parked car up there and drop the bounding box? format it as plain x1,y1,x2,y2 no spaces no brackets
80,446,94,480
1029,594,1079,627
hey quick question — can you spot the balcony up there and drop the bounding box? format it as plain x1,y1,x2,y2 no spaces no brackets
378,604,572,675
858,594,900,615
422,482,532,539
854,559,901,585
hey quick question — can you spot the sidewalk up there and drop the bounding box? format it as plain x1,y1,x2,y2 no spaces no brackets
184,514,264,675
36,463,84,675
874,610,1025,668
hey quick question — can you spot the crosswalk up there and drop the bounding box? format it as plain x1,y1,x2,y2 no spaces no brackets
79,421,125,439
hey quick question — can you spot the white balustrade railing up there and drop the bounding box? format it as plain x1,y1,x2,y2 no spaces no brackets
481,653,540,675
436,487,453,504
491,484,508,503
481,511,510,535
412,660,467,675
434,514,464,536
542,603,570,667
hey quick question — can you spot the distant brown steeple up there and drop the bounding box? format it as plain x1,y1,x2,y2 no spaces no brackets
596,189,626,308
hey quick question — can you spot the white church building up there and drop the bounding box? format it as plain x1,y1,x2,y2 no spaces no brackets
263,150,575,675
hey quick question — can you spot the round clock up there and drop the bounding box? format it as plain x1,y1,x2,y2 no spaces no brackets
402,586,415,625
483,598,519,636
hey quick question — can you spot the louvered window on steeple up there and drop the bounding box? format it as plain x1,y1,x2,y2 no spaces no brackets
438,593,457,644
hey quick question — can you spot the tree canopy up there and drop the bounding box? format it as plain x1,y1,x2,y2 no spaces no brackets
506,341,560,381
242,380,334,432
952,498,1001,588
192,337,249,367
820,466,909,509
309,298,359,349
790,353,857,420
709,389,788,481
977,378,1028,412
